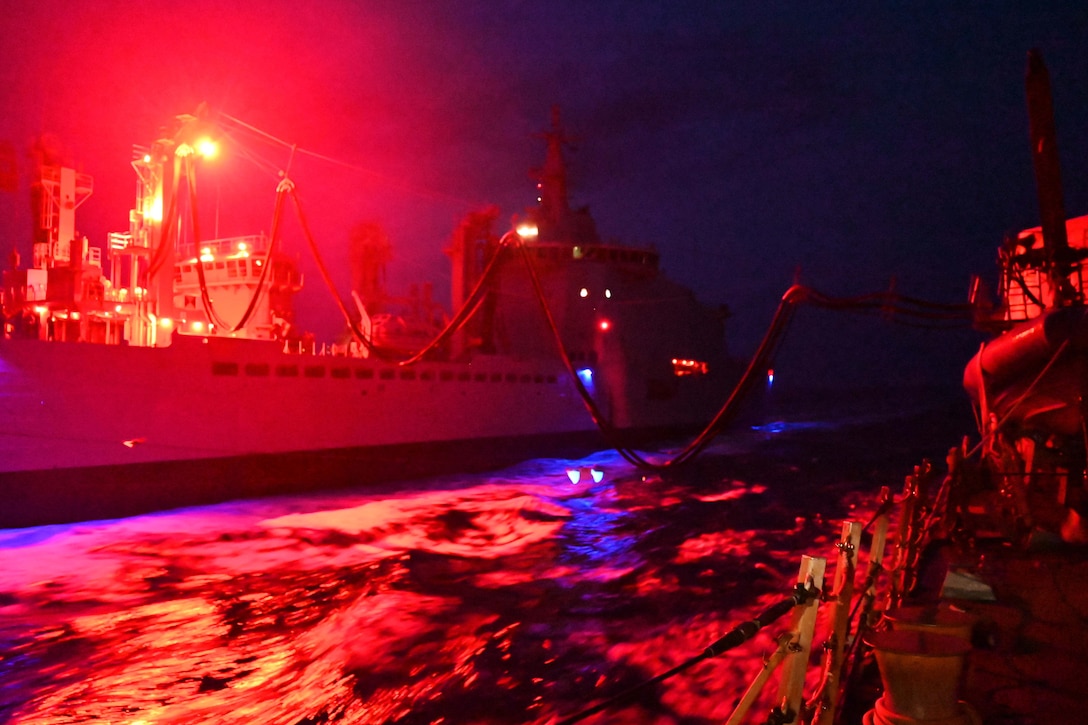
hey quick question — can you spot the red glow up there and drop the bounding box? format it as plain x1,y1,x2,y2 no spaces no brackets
598,319,610,331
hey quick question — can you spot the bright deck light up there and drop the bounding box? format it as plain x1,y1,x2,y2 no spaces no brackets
515,222,538,240
196,138,219,159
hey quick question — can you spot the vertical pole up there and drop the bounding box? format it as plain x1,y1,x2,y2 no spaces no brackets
865,487,892,618
723,633,793,725
816,521,862,725
776,555,826,722
147,138,177,347
890,473,918,608
838,487,893,718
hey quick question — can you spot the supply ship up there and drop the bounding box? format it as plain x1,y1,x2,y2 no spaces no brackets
0,111,737,528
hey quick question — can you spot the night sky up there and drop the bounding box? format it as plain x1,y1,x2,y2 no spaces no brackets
2,1,1087,392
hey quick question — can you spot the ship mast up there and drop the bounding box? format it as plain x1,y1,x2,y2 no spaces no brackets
1025,49,1076,307
148,129,179,344
136,111,210,345
528,108,602,247
533,106,573,239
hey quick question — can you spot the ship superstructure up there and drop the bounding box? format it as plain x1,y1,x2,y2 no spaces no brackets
0,111,736,527
963,50,1088,542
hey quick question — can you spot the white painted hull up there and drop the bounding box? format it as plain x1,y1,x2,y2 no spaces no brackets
0,335,597,474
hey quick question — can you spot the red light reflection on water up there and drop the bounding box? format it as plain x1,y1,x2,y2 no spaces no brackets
0,451,883,724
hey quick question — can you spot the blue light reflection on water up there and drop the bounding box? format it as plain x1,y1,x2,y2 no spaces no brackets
556,481,640,572
750,420,834,434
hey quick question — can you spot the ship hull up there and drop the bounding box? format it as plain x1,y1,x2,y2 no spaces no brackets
0,430,612,528
0,335,720,527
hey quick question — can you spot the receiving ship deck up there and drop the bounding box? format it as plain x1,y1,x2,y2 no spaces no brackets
920,537,1088,724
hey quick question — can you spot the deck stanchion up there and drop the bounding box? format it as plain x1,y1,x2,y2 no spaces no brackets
837,487,893,722
815,521,862,725
891,471,921,607
864,487,892,616
724,632,794,725
773,555,826,723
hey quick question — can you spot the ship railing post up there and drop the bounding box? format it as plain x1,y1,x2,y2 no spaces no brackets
814,521,862,725
723,632,794,725
890,472,919,608
865,487,892,619
893,461,938,608
838,487,893,718
773,555,825,723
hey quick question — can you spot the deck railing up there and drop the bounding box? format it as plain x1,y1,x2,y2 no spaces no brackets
558,460,952,725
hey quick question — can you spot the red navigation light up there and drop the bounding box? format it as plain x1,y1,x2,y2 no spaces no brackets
598,319,611,331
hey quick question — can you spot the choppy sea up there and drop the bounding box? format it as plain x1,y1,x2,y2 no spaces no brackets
0,384,976,725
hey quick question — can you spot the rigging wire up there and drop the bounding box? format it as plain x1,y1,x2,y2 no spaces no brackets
185,154,229,330
146,167,182,281
183,153,284,334
270,171,981,472
285,183,371,345
395,242,513,366
202,111,986,473
512,258,982,471
215,111,475,207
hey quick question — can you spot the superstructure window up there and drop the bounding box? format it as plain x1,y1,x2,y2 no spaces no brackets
212,362,239,376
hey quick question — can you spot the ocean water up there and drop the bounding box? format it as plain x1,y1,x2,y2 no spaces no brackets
0,385,976,725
